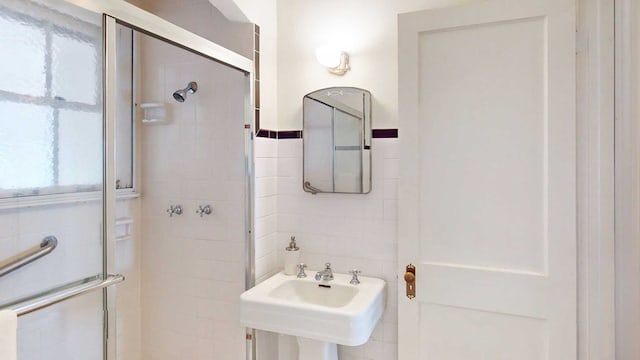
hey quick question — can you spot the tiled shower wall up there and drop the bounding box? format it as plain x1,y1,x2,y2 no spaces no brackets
137,31,248,360
253,136,399,360
115,198,142,360
118,2,255,359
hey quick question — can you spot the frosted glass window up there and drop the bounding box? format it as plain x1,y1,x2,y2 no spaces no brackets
52,33,99,104
0,102,54,190
58,110,102,187
0,15,46,97
0,3,103,198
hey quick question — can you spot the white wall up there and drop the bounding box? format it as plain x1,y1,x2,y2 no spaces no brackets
276,0,476,130
277,0,396,130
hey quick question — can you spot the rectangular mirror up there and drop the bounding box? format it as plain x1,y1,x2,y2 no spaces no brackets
303,87,371,194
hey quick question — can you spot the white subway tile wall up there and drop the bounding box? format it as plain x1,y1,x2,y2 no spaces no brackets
254,137,280,284
253,137,281,359
253,137,399,360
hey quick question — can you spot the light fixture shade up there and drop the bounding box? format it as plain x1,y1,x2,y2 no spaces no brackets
316,47,350,75
316,47,342,68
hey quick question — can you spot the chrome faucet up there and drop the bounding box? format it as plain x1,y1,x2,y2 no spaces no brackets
297,263,307,278
315,263,334,281
349,269,362,285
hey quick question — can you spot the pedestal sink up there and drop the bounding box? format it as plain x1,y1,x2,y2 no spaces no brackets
239,271,386,360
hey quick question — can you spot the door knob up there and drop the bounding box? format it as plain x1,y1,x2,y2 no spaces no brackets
404,272,415,283
405,264,416,299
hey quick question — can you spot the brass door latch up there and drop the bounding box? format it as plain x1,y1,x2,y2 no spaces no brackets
405,264,416,299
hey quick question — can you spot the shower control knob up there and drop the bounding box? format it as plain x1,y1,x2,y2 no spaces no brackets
196,204,212,217
166,205,183,217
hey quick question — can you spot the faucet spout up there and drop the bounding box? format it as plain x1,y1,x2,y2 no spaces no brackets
315,262,334,281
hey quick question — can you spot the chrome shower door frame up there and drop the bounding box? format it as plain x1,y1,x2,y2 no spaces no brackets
61,1,255,359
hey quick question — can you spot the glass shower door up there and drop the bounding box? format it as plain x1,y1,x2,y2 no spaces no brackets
0,0,107,359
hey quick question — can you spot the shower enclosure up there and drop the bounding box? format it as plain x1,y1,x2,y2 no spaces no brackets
0,0,254,359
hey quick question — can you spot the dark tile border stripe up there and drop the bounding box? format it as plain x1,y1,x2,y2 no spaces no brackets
256,129,277,139
256,129,398,139
278,130,302,139
372,129,398,138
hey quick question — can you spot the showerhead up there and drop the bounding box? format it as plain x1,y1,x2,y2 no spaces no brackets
173,81,198,103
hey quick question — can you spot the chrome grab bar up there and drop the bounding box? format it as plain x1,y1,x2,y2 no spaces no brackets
0,273,124,316
0,236,58,278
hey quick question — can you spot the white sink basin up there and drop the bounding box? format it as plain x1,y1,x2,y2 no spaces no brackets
240,271,386,347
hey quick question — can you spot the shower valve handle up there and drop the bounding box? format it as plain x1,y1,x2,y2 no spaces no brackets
196,205,212,217
166,205,183,217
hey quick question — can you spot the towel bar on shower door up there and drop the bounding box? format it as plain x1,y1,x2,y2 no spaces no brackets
0,274,125,316
0,236,58,278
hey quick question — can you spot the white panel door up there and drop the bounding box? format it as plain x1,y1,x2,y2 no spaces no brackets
398,0,576,359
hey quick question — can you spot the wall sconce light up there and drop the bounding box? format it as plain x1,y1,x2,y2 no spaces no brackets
316,47,350,76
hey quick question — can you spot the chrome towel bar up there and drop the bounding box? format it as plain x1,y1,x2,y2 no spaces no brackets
0,273,124,316
0,236,58,278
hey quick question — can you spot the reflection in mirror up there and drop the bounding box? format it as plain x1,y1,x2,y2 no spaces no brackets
303,87,371,194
